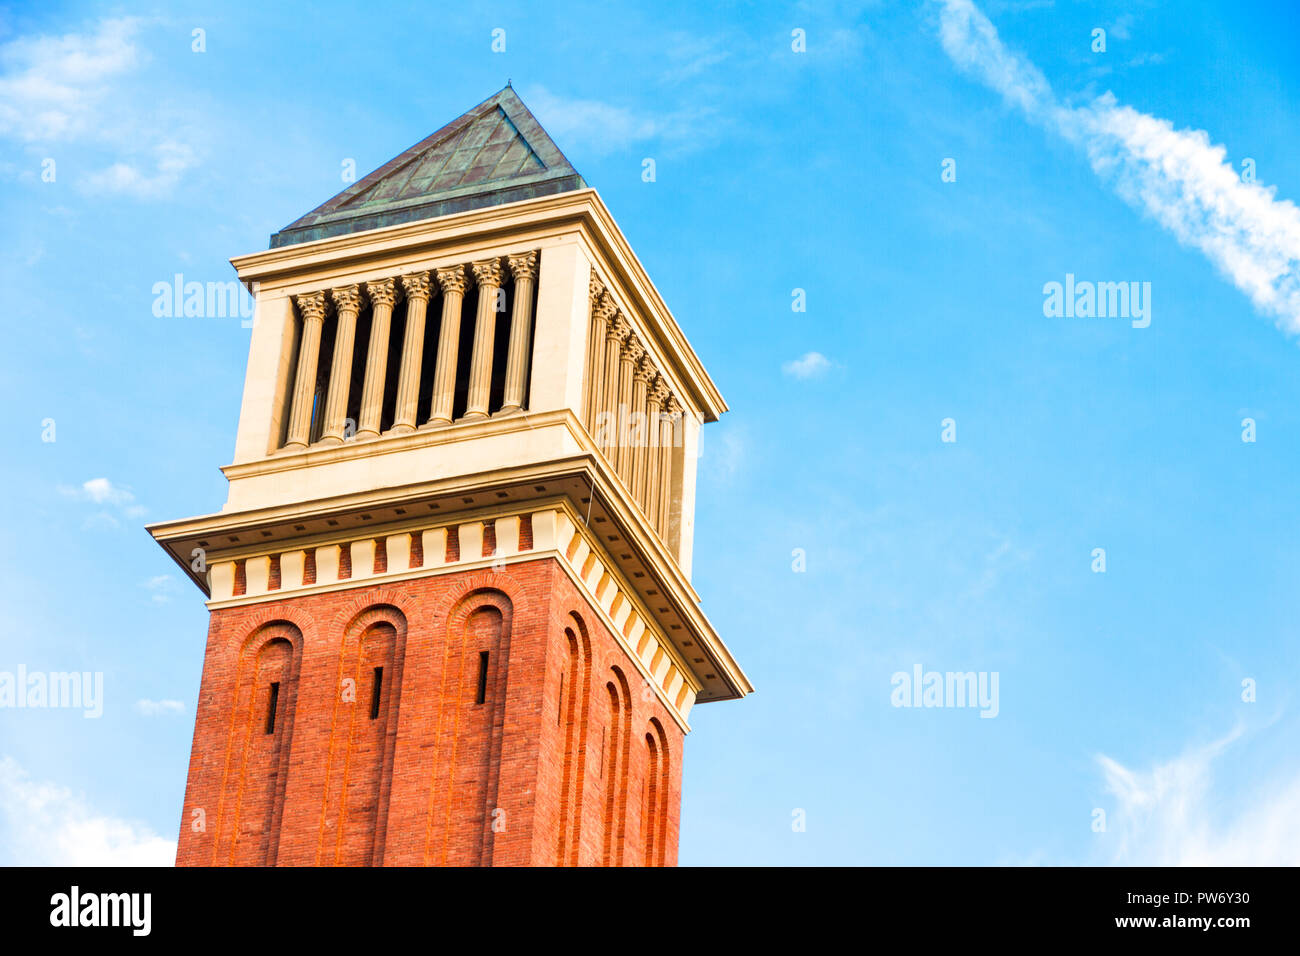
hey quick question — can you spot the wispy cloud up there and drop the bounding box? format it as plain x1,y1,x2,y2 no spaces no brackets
0,17,201,197
0,756,174,866
59,477,146,527
142,574,175,604
523,84,719,157
937,0,1300,334
1096,727,1300,865
782,351,832,379
80,139,197,199
0,17,140,142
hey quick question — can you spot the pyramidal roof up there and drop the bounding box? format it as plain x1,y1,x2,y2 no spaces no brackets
270,86,586,248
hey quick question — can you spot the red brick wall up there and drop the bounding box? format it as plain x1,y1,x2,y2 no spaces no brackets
176,555,683,866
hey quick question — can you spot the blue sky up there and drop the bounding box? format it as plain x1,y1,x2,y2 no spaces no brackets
3,0,1300,865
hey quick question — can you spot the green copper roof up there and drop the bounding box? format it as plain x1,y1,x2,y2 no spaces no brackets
270,86,586,248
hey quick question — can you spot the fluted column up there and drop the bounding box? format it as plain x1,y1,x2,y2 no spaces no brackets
644,376,668,526
427,266,469,426
584,274,607,430
600,306,629,453
499,250,538,414
463,258,504,421
284,291,328,449
656,397,680,540
628,353,652,493
391,271,431,434
614,335,643,481
356,278,400,439
320,284,365,444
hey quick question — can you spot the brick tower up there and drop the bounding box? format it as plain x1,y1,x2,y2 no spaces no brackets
148,87,750,867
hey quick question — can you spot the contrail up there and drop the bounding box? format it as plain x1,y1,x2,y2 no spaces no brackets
938,0,1300,334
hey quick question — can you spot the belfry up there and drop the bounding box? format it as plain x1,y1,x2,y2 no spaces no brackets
149,87,750,866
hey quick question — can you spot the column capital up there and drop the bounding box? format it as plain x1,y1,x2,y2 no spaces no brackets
471,257,504,288
665,396,684,416
294,291,328,323
435,265,469,295
588,272,605,304
331,283,365,313
634,353,655,383
624,335,646,366
366,277,401,309
506,250,538,282
596,293,619,327
606,308,630,342
649,375,670,405
400,270,432,301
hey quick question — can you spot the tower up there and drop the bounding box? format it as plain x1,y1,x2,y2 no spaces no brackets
148,87,751,867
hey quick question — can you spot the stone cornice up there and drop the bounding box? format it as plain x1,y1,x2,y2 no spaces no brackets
200,505,701,732
146,407,752,705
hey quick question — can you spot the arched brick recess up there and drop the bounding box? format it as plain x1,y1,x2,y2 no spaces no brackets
556,611,592,865
212,620,303,866
422,586,514,865
316,604,408,866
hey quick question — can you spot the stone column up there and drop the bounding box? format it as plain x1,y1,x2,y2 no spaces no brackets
427,265,469,426
628,353,652,493
320,284,365,444
356,277,400,439
284,291,328,449
391,271,431,434
644,376,668,526
463,258,504,421
600,306,629,454
614,335,643,481
584,274,607,430
499,250,538,414
656,397,680,540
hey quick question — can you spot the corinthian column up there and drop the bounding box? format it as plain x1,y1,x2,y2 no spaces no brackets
600,305,629,454
499,250,538,414
656,397,680,539
284,291,328,449
320,284,365,444
644,376,668,526
391,271,431,434
427,265,469,426
629,356,653,504
463,258,504,421
614,335,643,481
356,277,400,439
584,274,607,430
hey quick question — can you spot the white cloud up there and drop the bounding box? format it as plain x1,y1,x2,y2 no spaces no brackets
0,17,202,197
523,84,718,156
80,139,197,199
0,756,175,866
135,699,184,717
0,17,141,142
80,477,133,505
1096,728,1300,865
938,0,1300,334
142,574,175,604
782,351,832,379
60,477,146,525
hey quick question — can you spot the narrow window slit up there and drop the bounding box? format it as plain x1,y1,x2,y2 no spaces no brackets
475,651,489,705
265,681,280,734
370,666,384,720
